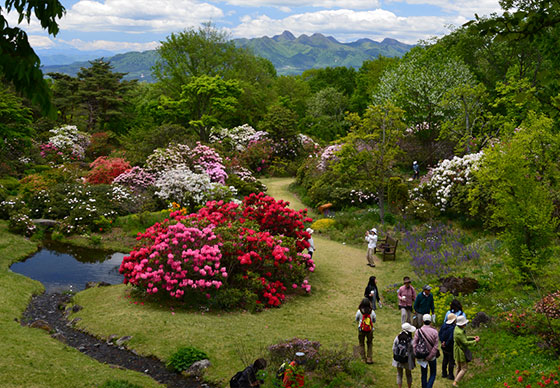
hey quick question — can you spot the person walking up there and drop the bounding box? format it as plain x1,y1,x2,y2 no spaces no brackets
413,314,439,388
364,228,377,267
230,358,267,388
397,276,416,325
364,276,381,311
392,322,416,388
413,285,435,327
439,313,457,380
413,161,420,179
306,228,315,259
453,315,480,387
282,352,305,388
444,299,466,322
355,297,376,364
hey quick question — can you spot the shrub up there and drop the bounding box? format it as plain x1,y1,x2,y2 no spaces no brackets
191,142,228,184
310,218,335,232
268,338,321,366
166,346,208,372
387,177,409,213
86,157,131,185
0,198,28,219
8,213,36,236
112,166,156,192
86,132,115,159
0,176,20,195
40,124,90,162
535,290,560,319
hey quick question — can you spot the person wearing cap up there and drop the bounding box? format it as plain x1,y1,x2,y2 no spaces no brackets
306,228,315,259
282,352,305,388
398,276,417,324
392,322,416,388
364,227,378,267
439,313,457,380
413,161,420,179
413,314,439,388
453,315,480,387
413,285,435,328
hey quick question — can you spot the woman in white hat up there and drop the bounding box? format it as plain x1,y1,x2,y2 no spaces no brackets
364,227,378,267
306,228,315,258
392,322,416,388
452,315,480,386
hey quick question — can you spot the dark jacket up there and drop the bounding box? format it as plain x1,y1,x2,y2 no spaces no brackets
414,292,434,314
438,322,455,352
364,284,380,310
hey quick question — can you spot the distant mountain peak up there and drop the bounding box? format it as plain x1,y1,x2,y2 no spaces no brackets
381,37,401,45
273,30,296,41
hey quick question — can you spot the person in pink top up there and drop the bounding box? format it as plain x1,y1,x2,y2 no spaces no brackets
397,276,417,324
413,314,440,388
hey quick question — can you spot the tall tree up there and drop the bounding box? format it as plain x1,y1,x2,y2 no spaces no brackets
0,0,65,114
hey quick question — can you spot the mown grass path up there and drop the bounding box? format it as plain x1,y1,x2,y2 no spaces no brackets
74,178,453,387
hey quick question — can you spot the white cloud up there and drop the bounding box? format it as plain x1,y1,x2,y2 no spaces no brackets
28,35,56,49
386,0,501,19
231,9,459,44
220,0,380,9
57,38,160,52
60,0,224,33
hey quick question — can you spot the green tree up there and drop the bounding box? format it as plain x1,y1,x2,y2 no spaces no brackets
179,75,242,142
470,112,560,282
1,0,65,114
336,103,406,221
76,59,137,133
48,72,80,124
0,83,33,141
350,56,399,114
259,104,298,143
304,86,349,141
301,66,357,96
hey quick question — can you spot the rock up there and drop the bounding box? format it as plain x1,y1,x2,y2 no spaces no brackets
115,335,132,347
85,281,112,289
184,359,211,377
471,311,491,328
67,317,82,327
72,305,83,312
438,276,479,295
32,219,59,227
107,334,118,344
29,319,52,332
98,281,111,287
51,332,66,343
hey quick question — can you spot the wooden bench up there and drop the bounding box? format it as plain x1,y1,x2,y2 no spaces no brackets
374,235,398,261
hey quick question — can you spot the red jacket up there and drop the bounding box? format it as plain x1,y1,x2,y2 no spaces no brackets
282,361,304,388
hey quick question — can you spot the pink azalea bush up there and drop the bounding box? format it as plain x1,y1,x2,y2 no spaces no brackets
120,192,314,308
191,142,228,184
112,166,156,191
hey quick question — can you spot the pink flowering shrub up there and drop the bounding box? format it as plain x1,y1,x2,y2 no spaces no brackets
120,193,314,308
191,142,228,184
112,166,156,191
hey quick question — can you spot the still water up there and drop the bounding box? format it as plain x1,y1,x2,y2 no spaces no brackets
10,240,125,293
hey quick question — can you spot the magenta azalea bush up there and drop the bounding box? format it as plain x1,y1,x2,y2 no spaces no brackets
112,166,156,191
191,142,228,184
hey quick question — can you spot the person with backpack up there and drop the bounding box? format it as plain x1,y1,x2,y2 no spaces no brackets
230,358,267,388
412,314,439,388
282,352,305,388
439,313,457,380
364,276,381,311
355,297,376,364
392,322,416,388
453,315,480,387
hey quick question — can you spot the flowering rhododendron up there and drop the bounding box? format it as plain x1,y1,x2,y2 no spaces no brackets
209,124,261,151
318,144,342,171
40,125,90,162
145,144,192,174
112,166,156,191
121,193,314,307
191,142,228,184
86,156,131,185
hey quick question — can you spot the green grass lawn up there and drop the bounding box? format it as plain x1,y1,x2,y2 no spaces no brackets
0,222,162,388
70,178,457,387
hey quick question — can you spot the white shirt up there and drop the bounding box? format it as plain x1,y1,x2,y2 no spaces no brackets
365,233,377,249
308,237,315,252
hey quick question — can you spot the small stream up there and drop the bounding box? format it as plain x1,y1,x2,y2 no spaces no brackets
10,240,124,292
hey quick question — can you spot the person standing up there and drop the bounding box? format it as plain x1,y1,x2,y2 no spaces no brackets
364,228,377,267
392,323,416,388
398,276,417,325
413,161,420,179
364,276,381,311
282,352,305,388
444,299,466,322
306,228,315,259
413,314,439,388
453,315,480,387
413,285,435,327
439,313,457,380
355,297,376,364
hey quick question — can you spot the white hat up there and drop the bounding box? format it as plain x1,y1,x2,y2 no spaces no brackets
306,228,314,234
446,313,457,325
295,352,305,357
456,315,469,326
423,314,432,323
413,161,418,164
402,322,416,334
371,228,377,234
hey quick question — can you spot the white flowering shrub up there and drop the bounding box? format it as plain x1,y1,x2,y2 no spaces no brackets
145,144,191,174
40,125,90,162
8,214,36,236
317,144,342,172
154,165,236,209
209,124,261,151
409,151,484,213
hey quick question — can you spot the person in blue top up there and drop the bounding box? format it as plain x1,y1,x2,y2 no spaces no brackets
413,285,435,327
412,161,420,179
444,299,466,323
439,313,457,380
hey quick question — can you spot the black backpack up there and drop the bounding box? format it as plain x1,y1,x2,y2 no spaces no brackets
393,332,411,363
414,329,431,360
230,366,253,388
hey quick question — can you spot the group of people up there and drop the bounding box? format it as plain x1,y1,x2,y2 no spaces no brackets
385,277,480,388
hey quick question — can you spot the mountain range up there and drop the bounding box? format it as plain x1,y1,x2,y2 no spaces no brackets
41,31,413,81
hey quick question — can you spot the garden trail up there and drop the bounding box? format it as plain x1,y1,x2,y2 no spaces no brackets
264,177,453,388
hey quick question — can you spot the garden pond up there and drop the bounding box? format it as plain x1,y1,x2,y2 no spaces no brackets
10,240,124,293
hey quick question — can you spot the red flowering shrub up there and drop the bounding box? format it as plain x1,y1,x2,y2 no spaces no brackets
120,194,314,308
86,156,131,184
503,366,560,387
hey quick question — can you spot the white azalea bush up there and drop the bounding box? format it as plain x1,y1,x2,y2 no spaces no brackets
145,144,191,174
40,125,91,163
408,151,484,217
209,124,262,152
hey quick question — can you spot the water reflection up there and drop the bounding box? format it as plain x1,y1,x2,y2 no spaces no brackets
10,241,126,293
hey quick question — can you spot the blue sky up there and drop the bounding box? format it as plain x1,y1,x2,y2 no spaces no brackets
10,0,503,53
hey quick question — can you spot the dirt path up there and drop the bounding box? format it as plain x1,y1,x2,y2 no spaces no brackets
263,177,453,388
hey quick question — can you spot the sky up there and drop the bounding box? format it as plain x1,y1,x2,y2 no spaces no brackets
8,0,504,54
